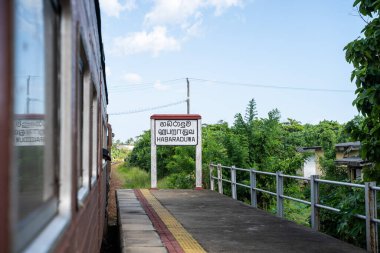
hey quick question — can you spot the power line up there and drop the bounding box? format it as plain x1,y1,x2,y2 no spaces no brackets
109,99,187,115
107,77,355,93
108,83,184,92
107,77,355,116
108,83,184,93
108,78,186,90
188,78,355,93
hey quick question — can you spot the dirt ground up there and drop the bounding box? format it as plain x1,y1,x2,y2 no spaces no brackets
107,162,123,225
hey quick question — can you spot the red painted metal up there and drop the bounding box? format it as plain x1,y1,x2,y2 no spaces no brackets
151,114,201,120
14,114,45,119
0,0,12,252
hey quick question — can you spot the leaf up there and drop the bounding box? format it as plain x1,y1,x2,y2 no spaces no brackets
353,0,361,7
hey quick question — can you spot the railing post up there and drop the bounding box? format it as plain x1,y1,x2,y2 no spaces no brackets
310,175,320,231
231,166,237,200
250,169,257,207
210,164,214,191
276,171,284,218
365,182,378,253
217,163,223,194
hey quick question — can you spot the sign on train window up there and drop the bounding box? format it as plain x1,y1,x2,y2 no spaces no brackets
14,116,45,146
13,0,59,251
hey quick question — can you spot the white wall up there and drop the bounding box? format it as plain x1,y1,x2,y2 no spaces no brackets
303,155,316,178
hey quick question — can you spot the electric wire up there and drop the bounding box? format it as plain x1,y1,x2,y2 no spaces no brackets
108,78,186,90
188,78,355,93
109,99,187,115
107,77,355,115
107,77,355,93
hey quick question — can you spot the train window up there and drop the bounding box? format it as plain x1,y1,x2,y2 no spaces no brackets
12,0,59,251
91,88,99,185
77,44,91,204
77,55,84,191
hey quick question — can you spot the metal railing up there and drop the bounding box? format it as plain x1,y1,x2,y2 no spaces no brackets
209,163,379,253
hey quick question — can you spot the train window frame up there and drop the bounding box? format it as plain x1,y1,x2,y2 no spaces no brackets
91,87,99,187
77,42,91,206
77,55,84,192
12,0,73,252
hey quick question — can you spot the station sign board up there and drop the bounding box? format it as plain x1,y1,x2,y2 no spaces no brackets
150,114,203,189
14,114,44,146
155,119,198,146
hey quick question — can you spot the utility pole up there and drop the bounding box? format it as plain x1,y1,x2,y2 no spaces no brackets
26,75,30,113
187,78,190,114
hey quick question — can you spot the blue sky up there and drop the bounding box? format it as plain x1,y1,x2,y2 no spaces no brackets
14,0,45,114
100,0,364,141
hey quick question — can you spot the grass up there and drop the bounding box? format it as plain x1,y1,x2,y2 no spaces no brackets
117,164,150,189
284,200,311,226
157,177,172,189
116,163,170,189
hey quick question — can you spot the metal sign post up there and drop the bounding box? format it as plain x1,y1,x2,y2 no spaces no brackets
150,114,202,189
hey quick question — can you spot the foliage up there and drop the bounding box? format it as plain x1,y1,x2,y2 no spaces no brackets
116,163,177,189
319,183,366,248
344,0,380,181
111,139,130,162
127,131,151,171
160,171,195,189
117,164,150,189
301,120,350,180
167,146,195,174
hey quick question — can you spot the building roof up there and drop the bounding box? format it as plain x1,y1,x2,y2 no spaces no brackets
335,141,360,148
335,157,369,167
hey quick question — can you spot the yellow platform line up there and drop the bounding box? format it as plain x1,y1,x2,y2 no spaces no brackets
141,189,207,253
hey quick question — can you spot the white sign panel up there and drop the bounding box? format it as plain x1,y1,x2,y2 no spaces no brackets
155,119,198,146
14,119,45,146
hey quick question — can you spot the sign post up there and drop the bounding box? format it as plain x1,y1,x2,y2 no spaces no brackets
150,114,202,189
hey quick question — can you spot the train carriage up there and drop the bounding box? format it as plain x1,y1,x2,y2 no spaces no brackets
0,0,112,252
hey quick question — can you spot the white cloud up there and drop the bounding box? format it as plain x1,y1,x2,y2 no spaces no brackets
122,73,142,83
144,0,244,39
109,0,246,57
112,26,181,56
145,0,244,25
207,0,244,16
125,0,137,11
144,0,204,27
154,80,169,91
182,17,203,39
100,0,136,18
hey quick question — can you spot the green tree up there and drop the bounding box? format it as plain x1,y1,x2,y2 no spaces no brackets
344,0,380,182
202,123,230,166
128,131,151,171
244,98,257,123
232,98,257,166
111,138,129,161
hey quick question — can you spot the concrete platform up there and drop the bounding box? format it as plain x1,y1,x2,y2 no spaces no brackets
117,189,167,253
151,189,365,253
